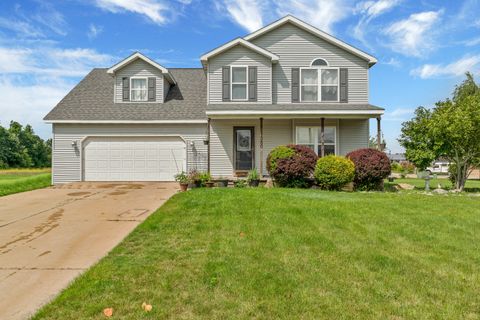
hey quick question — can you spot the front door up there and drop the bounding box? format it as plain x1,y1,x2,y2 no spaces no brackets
234,127,254,172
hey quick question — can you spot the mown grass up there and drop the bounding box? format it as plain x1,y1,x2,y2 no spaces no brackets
0,170,51,196
385,177,480,192
33,188,480,319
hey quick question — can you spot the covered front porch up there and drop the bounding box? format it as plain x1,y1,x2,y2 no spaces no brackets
206,112,383,178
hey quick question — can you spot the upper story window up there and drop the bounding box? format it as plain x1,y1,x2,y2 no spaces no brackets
300,68,339,102
231,66,248,101
130,77,148,101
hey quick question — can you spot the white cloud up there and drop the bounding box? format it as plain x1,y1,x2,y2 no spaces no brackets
0,44,115,139
94,0,172,25
383,57,401,67
215,0,350,34
384,10,443,57
215,0,264,32
31,2,68,36
383,107,415,121
410,55,480,79
276,0,350,34
0,47,114,77
0,17,45,38
464,37,480,47
87,24,103,39
353,0,402,45
0,76,73,139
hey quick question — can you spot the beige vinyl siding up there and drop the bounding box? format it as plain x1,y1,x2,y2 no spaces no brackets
208,45,272,104
52,123,207,184
210,118,368,176
262,119,293,173
210,119,261,177
251,23,369,104
114,59,164,103
339,119,369,155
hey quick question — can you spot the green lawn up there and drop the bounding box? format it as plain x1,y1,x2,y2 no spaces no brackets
0,169,51,196
34,188,480,319
385,177,480,192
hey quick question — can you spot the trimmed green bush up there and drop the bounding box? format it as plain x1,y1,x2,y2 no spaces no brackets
314,155,355,190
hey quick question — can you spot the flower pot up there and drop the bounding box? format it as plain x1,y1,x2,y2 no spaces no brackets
179,183,188,192
248,179,260,187
216,180,229,187
205,181,215,188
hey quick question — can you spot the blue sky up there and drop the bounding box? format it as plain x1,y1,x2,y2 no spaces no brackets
1,0,479,152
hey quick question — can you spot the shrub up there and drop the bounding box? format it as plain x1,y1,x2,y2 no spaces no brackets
346,148,391,191
391,162,403,173
400,161,415,174
266,145,295,173
267,144,318,188
234,179,247,188
314,155,355,190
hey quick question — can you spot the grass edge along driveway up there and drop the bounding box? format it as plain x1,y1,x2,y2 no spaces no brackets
0,170,51,196
32,188,480,319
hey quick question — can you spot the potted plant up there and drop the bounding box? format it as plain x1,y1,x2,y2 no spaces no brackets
216,176,229,187
204,172,215,188
174,171,189,191
188,170,202,188
247,168,260,187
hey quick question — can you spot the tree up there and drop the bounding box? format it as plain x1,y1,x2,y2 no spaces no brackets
0,122,51,168
399,73,480,190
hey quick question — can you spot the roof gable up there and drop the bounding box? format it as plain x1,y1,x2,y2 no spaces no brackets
107,52,176,84
244,15,377,67
200,38,279,66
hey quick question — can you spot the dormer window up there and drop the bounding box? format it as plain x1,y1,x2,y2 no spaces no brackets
130,77,148,101
231,66,248,101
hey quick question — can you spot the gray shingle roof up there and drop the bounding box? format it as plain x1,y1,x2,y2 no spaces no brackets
206,103,384,112
44,68,207,121
44,68,383,121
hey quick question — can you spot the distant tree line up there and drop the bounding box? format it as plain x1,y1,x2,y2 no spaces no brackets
0,121,51,169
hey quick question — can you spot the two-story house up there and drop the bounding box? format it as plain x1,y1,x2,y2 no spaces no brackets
44,15,384,184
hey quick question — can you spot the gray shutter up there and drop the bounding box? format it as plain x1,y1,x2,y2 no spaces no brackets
148,77,156,101
339,68,348,103
222,66,230,101
122,77,130,101
248,66,257,101
291,68,299,102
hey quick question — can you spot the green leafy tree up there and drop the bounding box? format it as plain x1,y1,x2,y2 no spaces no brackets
399,73,480,190
0,122,51,168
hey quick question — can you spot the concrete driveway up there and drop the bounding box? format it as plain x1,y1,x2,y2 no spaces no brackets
0,182,178,320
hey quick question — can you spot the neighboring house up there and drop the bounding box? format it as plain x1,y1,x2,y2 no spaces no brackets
44,15,384,184
388,153,406,163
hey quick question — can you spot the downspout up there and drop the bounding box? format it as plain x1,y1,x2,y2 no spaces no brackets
207,118,211,173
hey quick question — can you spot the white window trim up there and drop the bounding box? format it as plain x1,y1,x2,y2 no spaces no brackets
130,77,148,102
295,126,337,155
230,65,249,101
299,67,340,103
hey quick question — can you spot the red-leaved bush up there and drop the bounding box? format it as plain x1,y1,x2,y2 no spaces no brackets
346,148,391,190
267,144,318,188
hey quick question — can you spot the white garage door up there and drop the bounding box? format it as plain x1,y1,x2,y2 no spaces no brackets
83,136,186,181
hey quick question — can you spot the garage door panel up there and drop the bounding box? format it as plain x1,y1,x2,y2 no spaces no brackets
83,137,186,181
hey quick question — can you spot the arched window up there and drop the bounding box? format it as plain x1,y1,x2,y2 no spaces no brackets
311,58,328,67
